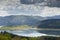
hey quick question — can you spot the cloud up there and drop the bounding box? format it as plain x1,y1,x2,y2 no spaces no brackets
47,0,60,7
0,0,60,17
20,0,44,4
0,11,10,17
40,7,60,17
0,6,60,17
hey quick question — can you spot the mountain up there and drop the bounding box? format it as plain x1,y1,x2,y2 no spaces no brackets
0,15,45,27
47,15,60,19
0,15,60,28
38,19,60,29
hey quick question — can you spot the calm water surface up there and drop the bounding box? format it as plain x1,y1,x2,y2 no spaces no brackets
0,29,60,37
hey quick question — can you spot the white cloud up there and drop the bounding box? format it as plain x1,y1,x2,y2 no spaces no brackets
0,11,10,17
40,7,60,17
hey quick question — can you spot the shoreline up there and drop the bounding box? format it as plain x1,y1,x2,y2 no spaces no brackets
0,28,60,30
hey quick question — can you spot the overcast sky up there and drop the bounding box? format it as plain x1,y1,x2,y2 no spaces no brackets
0,0,60,17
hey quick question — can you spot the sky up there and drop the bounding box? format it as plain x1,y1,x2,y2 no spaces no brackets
0,0,60,17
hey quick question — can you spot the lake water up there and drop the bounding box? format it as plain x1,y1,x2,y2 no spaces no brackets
0,29,60,37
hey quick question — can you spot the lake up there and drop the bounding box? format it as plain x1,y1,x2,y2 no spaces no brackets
0,29,60,37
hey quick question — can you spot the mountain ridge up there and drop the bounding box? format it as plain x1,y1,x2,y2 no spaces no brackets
38,19,60,29
0,15,45,27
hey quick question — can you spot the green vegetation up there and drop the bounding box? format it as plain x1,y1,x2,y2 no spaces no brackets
0,32,60,40
0,32,11,40
0,25,33,30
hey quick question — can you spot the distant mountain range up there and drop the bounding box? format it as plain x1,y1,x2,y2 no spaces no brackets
37,15,60,29
38,19,60,29
0,15,60,28
47,15,60,19
0,15,45,27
